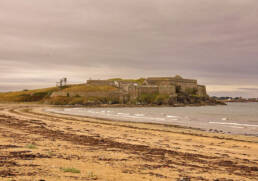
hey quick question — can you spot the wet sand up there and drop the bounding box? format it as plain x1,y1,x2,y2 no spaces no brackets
0,103,257,181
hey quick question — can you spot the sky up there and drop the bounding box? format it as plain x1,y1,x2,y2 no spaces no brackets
0,0,258,97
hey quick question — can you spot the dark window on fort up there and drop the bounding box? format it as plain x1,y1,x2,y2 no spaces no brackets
176,86,181,93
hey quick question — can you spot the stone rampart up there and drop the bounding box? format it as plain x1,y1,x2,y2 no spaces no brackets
50,90,123,98
87,80,116,86
128,85,159,99
197,85,207,97
158,85,176,95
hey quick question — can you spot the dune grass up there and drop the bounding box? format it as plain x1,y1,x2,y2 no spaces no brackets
60,167,81,174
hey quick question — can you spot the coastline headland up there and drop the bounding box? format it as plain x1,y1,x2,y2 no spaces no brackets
0,75,223,106
52,75,211,106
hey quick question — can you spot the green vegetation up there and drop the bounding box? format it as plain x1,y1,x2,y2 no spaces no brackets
62,84,117,92
137,93,156,104
45,84,121,105
0,87,59,102
0,79,212,106
0,84,119,105
45,96,86,105
136,93,170,105
154,94,169,105
60,167,81,173
108,78,145,85
25,144,37,149
185,88,198,95
45,95,121,105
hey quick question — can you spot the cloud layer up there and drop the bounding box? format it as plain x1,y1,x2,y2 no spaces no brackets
0,0,258,97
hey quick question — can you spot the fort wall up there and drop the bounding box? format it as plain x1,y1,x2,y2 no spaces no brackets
50,90,123,98
83,76,207,102
145,77,199,93
158,85,176,95
128,85,159,99
197,85,207,97
87,80,117,87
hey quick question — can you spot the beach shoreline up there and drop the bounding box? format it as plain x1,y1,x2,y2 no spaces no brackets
0,103,257,180
46,103,258,137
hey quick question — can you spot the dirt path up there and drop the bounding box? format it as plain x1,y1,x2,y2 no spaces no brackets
0,104,257,181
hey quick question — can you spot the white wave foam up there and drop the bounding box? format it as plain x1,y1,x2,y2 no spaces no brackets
166,115,178,118
117,113,130,116
209,121,258,127
170,119,178,121
134,114,145,117
229,126,244,129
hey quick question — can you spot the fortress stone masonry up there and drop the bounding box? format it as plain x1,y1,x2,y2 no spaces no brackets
86,75,207,103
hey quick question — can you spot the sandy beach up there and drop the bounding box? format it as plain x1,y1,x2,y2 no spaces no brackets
0,103,257,181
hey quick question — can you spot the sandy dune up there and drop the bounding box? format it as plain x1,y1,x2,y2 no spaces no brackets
0,103,257,181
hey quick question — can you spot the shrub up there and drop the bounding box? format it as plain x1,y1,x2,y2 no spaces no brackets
154,94,169,105
15,91,51,102
47,96,71,105
137,93,157,104
168,96,177,105
68,97,85,105
107,96,120,104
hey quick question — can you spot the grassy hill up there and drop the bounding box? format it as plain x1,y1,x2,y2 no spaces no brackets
0,84,120,105
0,87,59,102
108,78,145,85
60,84,118,92
0,79,220,106
45,84,120,105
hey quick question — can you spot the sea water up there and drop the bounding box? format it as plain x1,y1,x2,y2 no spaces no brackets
47,102,258,136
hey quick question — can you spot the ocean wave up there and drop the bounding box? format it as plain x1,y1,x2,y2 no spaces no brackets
166,115,178,118
117,113,130,116
134,114,145,117
209,121,258,127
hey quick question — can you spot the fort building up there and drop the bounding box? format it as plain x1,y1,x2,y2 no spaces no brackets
197,85,207,97
144,75,198,92
86,75,207,101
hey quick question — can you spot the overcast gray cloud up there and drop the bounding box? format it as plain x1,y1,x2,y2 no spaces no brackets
0,0,258,97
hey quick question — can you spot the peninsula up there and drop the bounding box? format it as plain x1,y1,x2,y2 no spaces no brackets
0,75,222,106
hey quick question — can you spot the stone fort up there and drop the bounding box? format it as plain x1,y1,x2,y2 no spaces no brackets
87,75,207,102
